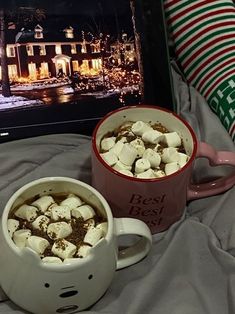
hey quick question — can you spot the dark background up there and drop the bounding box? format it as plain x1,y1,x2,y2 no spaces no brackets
0,0,175,142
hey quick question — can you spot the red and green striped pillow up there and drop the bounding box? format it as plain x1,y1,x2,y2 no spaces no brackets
164,0,235,141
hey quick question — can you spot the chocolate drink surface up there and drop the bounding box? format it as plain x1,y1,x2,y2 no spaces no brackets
7,192,107,263
99,120,190,179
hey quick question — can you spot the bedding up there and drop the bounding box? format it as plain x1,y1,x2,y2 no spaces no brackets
0,64,234,314
164,0,235,141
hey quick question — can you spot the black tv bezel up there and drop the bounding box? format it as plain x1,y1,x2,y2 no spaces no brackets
0,0,175,143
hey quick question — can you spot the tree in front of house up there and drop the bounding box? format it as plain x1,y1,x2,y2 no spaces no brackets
0,5,45,97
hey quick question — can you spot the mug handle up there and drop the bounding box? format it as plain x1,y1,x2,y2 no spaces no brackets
114,217,152,270
187,142,235,200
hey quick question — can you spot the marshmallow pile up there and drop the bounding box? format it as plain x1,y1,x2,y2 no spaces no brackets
7,193,107,263
100,120,190,178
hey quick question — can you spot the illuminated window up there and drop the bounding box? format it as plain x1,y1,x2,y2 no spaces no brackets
40,62,49,78
64,26,74,39
71,44,77,54
28,62,37,80
81,44,87,53
91,59,102,70
55,45,62,54
39,45,46,55
26,45,34,56
72,60,79,72
7,45,15,57
122,33,127,41
35,31,43,39
34,25,43,39
8,64,18,79
91,44,100,53
79,60,89,74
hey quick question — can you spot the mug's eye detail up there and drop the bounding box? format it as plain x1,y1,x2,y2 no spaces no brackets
44,283,50,288
88,274,93,280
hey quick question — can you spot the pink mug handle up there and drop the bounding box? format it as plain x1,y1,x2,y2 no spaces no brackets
187,142,235,200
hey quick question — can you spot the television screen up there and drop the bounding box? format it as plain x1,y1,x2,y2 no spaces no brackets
0,0,174,142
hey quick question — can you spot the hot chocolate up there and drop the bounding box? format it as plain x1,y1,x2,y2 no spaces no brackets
7,193,107,263
99,120,190,179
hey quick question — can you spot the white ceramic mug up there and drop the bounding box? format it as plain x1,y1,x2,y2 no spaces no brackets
0,177,152,314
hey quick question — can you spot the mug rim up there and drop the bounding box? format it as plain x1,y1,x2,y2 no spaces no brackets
92,105,198,182
1,177,113,269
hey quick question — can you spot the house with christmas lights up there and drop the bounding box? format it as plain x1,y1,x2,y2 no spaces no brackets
110,33,136,66
1,24,104,81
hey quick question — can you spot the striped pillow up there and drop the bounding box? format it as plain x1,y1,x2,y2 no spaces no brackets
164,0,235,141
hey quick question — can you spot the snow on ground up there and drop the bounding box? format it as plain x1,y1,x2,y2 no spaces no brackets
8,81,69,91
0,78,70,92
80,85,139,99
62,87,75,94
0,95,43,110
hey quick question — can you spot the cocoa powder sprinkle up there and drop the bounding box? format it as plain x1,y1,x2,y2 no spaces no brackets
9,192,107,260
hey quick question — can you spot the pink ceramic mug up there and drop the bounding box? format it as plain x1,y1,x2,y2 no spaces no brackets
91,106,235,234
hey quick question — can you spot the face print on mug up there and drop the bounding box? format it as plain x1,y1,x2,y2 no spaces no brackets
21,261,99,314
0,177,152,313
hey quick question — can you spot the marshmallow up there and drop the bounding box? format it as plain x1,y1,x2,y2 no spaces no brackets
32,215,50,232
7,219,19,238
118,169,134,177
84,218,96,229
52,239,77,259
47,222,72,240
77,244,92,258
44,203,57,218
136,169,156,179
96,222,108,236
142,130,164,144
51,205,71,221
119,136,127,143
113,160,132,171
72,204,95,221
178,152,190,168
161,147,179,163
110,140,124,157
84,227,103,246
101,151,118,166
14,204,38,222
131,121,152,136
130,138,146,157
163,132,182,147
60,193,83,208
135,158,151,174
26,235,50,255
42,257,63,264
154,170,166,178
119,143,138,166
165,162,180,175
13,229,31,248
143,149,161,168
101,137,116,151
31,196,55,213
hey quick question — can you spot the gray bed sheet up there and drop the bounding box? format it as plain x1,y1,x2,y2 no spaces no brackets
0,65,234,314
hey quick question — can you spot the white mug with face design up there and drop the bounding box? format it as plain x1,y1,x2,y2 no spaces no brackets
0,177,152,314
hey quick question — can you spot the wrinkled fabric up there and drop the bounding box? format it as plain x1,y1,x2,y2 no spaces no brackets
0,65,234,314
